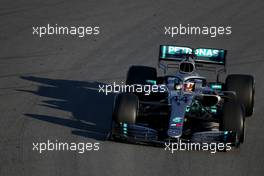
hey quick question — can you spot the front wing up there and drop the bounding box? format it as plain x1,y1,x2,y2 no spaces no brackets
110,122,238,147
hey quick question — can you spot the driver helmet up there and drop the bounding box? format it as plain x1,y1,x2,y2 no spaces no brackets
183,82,195,92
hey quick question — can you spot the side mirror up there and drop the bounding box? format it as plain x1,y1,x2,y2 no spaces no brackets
195,94,220,107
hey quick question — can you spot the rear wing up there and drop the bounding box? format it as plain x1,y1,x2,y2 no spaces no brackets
159,45,226,66
158,45,227,81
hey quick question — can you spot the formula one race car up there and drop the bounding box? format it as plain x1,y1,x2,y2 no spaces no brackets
109,45,255,148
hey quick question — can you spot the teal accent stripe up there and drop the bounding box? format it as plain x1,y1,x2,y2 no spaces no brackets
162,46,166,58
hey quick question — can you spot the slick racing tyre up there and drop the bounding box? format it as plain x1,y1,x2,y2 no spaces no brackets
113,93,138,124
126,66,157,85
225,74,255,117
220,99,245,146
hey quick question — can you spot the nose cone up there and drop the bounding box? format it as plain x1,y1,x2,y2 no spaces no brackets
167,127,182,138
167,93,193,138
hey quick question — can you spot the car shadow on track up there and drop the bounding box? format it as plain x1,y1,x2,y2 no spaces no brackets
19,76,115,141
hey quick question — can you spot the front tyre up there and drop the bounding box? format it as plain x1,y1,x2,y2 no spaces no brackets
113,93,139,124
220,99,245,146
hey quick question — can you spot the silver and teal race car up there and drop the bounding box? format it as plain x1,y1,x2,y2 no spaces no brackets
109,45,255,148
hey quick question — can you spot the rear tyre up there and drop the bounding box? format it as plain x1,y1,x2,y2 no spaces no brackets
113,93,138,124
225,74,255,117
126,66,157,85
220,99,245,146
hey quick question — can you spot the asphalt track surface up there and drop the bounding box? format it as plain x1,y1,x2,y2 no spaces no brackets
0,0,264,176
